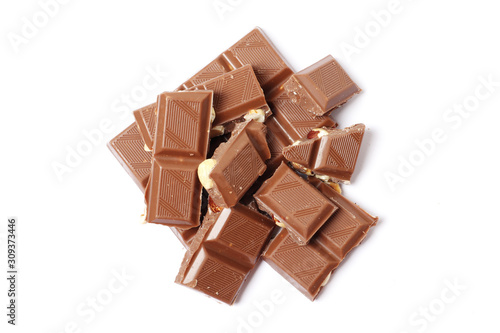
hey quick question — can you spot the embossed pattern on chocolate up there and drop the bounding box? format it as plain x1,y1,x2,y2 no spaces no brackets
176,204,274,305
284,55,361,116
254,163,338,245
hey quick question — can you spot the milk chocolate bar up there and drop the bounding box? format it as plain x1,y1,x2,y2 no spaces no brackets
254,163,338,245
187,64,269,128
177,27,293,96
107,122,152,192
198,120,270,208
145,91,213,228
108,119,201,247
133,103,157,151
175,204,274,305
284,55,361,116
283,124,365,184
263,178,378,300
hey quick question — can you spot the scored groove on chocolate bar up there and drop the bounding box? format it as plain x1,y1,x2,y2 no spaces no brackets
176,204,274,305
263,178,378,300
108,117,204,248
264,230,340,300
145,91,213,228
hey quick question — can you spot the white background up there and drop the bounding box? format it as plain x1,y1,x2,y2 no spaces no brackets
1,0,500,332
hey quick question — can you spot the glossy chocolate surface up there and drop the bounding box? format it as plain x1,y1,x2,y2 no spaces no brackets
254,163,338,245
283,124,365,184
263,177,378,300
145,91,213,228
206,120,270,208
284,55,361,116
176,204,274,305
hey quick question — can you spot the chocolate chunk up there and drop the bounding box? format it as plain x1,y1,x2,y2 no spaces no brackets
133,103,157,151
145,91,213,228
284,55,361,116
107,122,152,192
264,230,340,300
108,118,202,248
283,124,365,184
188,64,269,127
175,204,275,305
177,27,293,96
263,86,338,176
199,120,270,208
263,178,378,300
254,163,338,245
267,86,338,142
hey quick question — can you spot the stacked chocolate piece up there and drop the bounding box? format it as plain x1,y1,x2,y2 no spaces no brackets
108,27,378,304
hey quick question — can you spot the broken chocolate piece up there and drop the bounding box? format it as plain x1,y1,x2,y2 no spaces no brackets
177,27,293,96
198,120,270,208
283,124,365,184
254,163,338,245
188,64,269,127
263,177,378,300
175,204,275,305
284,55,361,116
145,91,213,228
267,85,338,142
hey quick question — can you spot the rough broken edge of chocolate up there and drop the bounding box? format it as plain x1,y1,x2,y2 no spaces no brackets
176,27,294,96
262,179,378,301
283,124,366,184
284,55,361,116
206,120,270,208
253,163,338,246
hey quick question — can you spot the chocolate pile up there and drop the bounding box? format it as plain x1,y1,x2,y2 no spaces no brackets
108,27,378,304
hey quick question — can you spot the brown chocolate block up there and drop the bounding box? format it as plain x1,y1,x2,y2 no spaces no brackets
254,163,338,245
175,204,275,305
263,230,340,301
311,179,378,259
107,122,152,192
263,86,338,176
188,64,269,127
267,85,338,142
199,120,270,208
133,103,157,151
151,91,213,159
263,178,378,301
283,124,365,184
177,27,293,96
108,121,202,247
284,55,361,116
145,91,213,228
